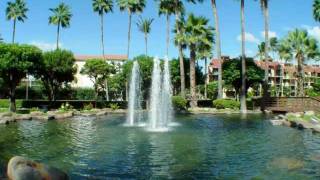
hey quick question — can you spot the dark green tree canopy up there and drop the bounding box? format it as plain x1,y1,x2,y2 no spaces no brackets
222,58,264,94
6,0,28,22
93,0,113,15
49,3,72,28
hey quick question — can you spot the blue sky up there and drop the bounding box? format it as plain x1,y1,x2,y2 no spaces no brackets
0,0,318,60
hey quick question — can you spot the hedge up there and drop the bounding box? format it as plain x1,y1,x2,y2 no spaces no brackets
0,99,23,109
212,99,240,110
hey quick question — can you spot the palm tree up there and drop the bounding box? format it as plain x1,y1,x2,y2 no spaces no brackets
281,29,319,96
92,0,113,59
49,3,72,49
136,16,154,55
256,42,266,61
270,37,278,59
313,0,320,22
239,0,247,113
177,14,214,108
6,0,28,43
158,0,175,57
117,0,146,58
210,0,223,99
197,41,213,99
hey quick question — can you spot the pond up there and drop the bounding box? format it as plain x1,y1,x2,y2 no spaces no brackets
1,113,320,179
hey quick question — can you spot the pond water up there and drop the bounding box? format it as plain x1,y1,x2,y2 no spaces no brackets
1,114,320,179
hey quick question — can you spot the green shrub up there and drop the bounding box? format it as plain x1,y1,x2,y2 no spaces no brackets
213,99,240,110
110,103,120,110
72,88,96,100
172,96,187,110
83,103,94,111
58,102,73,112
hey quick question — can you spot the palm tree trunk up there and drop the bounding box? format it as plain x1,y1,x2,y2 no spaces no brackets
297,55,304,96
9,72,16,112
12,19,16,43
240,0,247,113
145,33,148,55
175,13,186,97
261,0,270,111
56,22,60,49
211,0,223,99
101,14,105,59
190,45,197,108
166,14,170,57
127,10,132,58
205,57,208,99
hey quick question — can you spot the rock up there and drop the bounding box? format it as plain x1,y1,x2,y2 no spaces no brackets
282,120,291,127
14,114,32,121
0,117,15,124
304,111,315,116
32,115,50,121
270,119,284,126
30,111,44,116
278,114,286,120
7,156,68,180
54,112,73,120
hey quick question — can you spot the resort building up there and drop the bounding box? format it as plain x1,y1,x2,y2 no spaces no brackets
209,58,320,97
72,55,128,88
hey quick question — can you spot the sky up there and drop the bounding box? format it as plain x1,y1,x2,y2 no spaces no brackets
0,0,319,60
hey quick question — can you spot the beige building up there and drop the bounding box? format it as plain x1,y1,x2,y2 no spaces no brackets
73,55,128,88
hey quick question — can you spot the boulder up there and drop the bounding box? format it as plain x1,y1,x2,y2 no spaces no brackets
54,112,73,120
0,117,15,124
270,119,284,126
304,111,315,116
7,156,68,180
14,114,32,121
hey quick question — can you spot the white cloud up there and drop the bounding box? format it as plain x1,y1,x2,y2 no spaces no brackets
29,41,62,51
305,26,320,41
260,31,277,38
237,32,260,44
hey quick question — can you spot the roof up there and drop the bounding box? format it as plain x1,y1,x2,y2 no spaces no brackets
74,55,128,61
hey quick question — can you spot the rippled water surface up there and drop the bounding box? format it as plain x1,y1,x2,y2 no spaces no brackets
1,114,320,179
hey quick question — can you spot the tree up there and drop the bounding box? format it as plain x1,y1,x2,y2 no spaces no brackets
222,58,264,99
313,0,320,22
176,14,214,108
256,42,266,61
136,16,154,55
92,0,113,59
49,3,72,49
280,29,319,96
210,0,223,99
34,49,76,102
117,0,145,58
6,0,28,43
158,0,175,56
0,43,42,112
81,59,115,100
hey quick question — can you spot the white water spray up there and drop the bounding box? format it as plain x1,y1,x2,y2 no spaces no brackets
126,61,142,126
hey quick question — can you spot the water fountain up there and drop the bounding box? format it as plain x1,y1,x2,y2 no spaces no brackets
126,61,142,126
148,57,173,131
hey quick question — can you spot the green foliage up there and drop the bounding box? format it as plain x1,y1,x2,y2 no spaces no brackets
83,103,94,111
0,99,22,109
222,58,264,96
314,0,320,22
73,88,96,100
172,96,187,110
58,102,73,112
117,0,145,13
0,43,42,111
34,49,76,101
49,3,72,28
207,81,218,100
81,59,115,99
92,0,113,15
110,103,119,110
213,99,240,110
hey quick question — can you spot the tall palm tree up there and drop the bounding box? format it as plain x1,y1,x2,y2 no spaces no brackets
197,41,213,99
177,14,214,108
92,0,113,59
136,16,154,55
256,42,266,61
210,0,223,99
6,0,28,43
239,0,247,113
281,29,319,96
117,0,146,58
158,0,175,57
270,37,278,59
49,3,72,49
313,0,320,22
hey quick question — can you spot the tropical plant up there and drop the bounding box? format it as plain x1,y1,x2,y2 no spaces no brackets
0,43,42,112
80,59,116,99
136,16,154,55
172,95,187,110
313,0,320,22
210,0,223,99
117,0,146,58
34,49,77,102
176,14,214,108
256,42,266,61
6,0,28,43
158,0,175,56
49,3,72,49
92,0,113,59
280,29,319,96
213,99,240,110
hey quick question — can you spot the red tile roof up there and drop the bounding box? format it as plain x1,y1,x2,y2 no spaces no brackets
75,55,128,61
